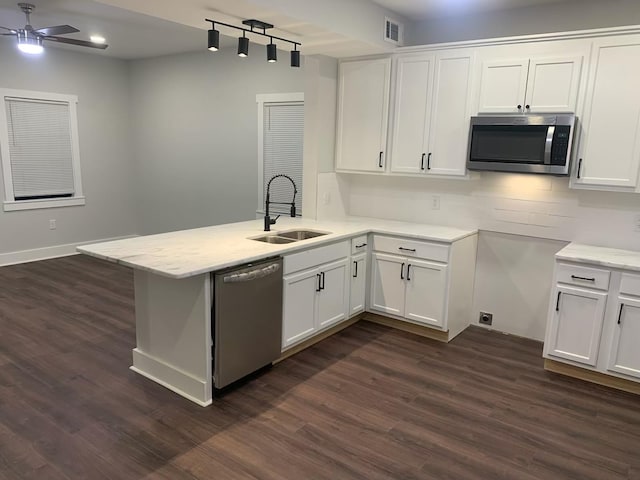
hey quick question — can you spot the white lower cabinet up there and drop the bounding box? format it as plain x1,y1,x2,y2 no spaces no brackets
546,285,607,367
350,253,367,316
370,250,449,330
282,249,350,349
544,255,640,388
607,297,640,379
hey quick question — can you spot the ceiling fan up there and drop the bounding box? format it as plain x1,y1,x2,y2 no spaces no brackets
0,2,108,54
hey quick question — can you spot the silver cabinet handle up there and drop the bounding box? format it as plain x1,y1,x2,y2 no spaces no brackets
223,263,280,283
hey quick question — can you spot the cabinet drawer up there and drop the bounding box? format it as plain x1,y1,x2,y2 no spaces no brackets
351,235,369,254
556,263,610,291
372,235,449,263
620,273,640,297
284,241,349,275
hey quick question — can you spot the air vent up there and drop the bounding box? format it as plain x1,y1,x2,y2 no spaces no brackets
384,17,403,45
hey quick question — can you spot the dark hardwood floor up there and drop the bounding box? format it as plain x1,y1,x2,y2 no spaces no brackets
1,255,639,479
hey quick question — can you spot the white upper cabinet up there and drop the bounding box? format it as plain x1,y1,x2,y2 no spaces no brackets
574,36,640,189
478,55,582,113
336,58,391,172
478,58,529,113
390,54,434,174
390,49,474,177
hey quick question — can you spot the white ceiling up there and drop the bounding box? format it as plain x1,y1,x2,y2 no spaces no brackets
370,0,575,20
0,0,235,59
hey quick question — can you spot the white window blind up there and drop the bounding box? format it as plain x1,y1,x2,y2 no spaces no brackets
5,97,75,199
263,103,304,215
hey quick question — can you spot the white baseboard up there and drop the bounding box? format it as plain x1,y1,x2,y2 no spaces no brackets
0,234,138,267
131,348,211,407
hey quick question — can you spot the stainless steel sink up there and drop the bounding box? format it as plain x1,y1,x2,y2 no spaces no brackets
277,230,329,241
251,235,296,244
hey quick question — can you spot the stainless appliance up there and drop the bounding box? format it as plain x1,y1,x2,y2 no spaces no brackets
467,114,576,175
213,257,283,389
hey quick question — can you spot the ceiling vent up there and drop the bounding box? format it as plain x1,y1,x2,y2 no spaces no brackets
384,17,403,46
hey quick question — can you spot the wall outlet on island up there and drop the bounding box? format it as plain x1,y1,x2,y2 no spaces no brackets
322,192,331,205
49,219,57,230
635,213,640,232
432,195,440,210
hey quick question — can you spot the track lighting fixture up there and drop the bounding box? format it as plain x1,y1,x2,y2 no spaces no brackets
205,18,301,68
238,32,249,57
267,39,277,63
208,28,219,51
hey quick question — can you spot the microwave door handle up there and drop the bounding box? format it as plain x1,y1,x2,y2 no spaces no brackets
543,126,555,165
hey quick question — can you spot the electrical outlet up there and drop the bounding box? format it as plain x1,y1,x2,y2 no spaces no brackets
479,312,493,326
49,219,56,230
432,195,440,210
635,214,640,233
322,192,331,205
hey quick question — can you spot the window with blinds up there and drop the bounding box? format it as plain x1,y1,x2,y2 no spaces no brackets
263,103,304,215
0,89,83,211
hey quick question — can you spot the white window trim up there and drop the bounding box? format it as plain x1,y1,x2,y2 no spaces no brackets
0,88,85,212
256,92,304,216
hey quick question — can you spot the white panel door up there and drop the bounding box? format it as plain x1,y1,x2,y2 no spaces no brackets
404,259,448,328
427,50,474,176
547,285,607,367
608,297,640,379
575,38,640,188
336,58,391,172
390,54,434,174
282,268,318,348
525,56,583,113
370,253,406,317
317,259,350,330
478,58,529,113
350,253,367,316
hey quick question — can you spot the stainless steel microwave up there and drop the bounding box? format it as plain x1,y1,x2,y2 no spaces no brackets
467,114,576,175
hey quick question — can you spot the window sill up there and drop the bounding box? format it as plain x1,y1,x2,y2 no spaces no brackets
3,196,86,212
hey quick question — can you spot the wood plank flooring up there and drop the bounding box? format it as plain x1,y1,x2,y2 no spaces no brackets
1,255,639,479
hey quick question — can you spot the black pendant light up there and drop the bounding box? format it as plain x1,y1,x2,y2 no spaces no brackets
238,32,249,57
267,39,277,63
207,28,219,51
290,46,300,68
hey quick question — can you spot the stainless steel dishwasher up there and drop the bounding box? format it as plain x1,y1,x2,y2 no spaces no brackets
212,257,283,389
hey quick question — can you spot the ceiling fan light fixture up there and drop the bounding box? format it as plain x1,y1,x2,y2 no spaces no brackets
208,28,219,51
16,30,43,54
90,35,106,44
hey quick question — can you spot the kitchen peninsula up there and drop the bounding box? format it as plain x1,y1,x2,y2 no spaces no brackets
78,217,478,406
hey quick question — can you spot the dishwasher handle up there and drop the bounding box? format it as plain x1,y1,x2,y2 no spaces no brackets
223,263,281,283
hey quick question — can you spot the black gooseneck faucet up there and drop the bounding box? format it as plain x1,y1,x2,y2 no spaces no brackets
264,174,298,231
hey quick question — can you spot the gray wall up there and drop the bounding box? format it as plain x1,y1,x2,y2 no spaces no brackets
129,47,305,235
0,40,137,256
409,0,640,45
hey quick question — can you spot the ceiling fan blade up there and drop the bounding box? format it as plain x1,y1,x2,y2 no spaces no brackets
44,36,108,49
35,25,79,36
0,26,17,33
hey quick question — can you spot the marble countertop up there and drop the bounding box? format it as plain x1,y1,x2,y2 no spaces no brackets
556,243,640,272
77,216,477,279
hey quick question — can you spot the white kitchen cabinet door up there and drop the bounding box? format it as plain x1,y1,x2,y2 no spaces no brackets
404,259,448,328
427,50,474,176
390,54,434,174
317,259,350,330
547,285,607,367
370,253,406,317
478,58,529,113
607,297,640,379
525,56,583,113
350,253,367,316
282,268,319,348
575,38,640,188
336,58,391,172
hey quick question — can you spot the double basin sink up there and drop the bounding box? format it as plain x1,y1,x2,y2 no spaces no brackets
250,229,330,244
